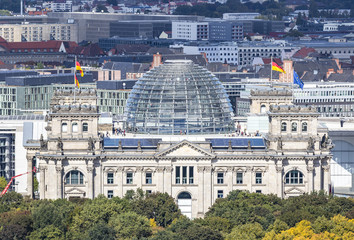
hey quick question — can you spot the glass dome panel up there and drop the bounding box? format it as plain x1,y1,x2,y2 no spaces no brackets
125,60,234,135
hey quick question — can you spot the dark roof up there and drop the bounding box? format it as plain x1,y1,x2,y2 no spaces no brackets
146,47,174,55
97,80,137,90
327,73,354,82
257,65,280,79
102,62,150,78
294,59,340,82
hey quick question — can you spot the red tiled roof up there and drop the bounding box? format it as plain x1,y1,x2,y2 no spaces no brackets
293,47,316,58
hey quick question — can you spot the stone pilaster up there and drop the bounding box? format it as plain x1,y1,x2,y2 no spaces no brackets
307,161,314,193
323,164,330,193
39,166,47,199
276,164,283,198
164,166,173,195
197,166,205,217
226,166,233,193
26,154,34,198
156,166,165,193
117,167,123,197
87,165,94,199
56,165,62,199
203,166,212,214
136,167,143,188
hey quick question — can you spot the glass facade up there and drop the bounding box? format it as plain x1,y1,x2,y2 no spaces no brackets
126,60,234,134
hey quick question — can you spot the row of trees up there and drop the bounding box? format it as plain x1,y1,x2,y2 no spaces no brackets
0,189,353,239
173,0,354,19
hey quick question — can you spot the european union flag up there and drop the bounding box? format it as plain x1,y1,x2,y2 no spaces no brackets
293,71,304,90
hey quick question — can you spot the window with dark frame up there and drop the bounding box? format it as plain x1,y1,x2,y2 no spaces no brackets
217,172,224,184
107,172,114,184
236,172,243,184
126,172,133,184
217,190,223,198
255,172,262,184
145,172,152,184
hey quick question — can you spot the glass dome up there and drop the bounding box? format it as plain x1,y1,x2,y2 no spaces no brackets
125,60,234,135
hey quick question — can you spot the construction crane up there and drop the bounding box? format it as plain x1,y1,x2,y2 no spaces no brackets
0,167,36,197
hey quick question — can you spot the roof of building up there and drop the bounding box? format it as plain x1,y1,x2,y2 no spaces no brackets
292,47,317,59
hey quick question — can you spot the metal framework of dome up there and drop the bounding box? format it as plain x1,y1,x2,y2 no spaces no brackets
125,60,234,135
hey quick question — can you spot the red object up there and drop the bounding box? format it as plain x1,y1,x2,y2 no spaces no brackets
0,167,36,197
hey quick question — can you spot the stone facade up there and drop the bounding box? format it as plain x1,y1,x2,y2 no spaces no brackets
25,90,333,219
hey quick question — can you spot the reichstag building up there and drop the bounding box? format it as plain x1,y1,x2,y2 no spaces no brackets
25,60,332,218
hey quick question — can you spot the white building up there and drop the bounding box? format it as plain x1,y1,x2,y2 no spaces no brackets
0,115,46,194
172,21,208,41
43,0,72,12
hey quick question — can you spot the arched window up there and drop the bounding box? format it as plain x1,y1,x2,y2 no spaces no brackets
82,122,88,132
72,122,78,132
292,122,298,132
281,122,287,132
285,170,303,184
61,123,67,132
65,170,84,185
302,122,308,132
260,104,266,113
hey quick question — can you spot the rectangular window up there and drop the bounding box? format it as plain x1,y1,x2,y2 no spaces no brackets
217,190,223,198
126,172,133,184
146,190,152,195
189,166,194,184
236,172,243,184
182,166,187,184
176,166,180,184
217,172,224,184
145,172,152,184
107,172,114,184
256,190,262,194
255,172,262,184
107,190,113,199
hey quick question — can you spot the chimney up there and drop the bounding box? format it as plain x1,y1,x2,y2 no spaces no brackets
279,59,293,83
326,68,335,79
151,52,162,69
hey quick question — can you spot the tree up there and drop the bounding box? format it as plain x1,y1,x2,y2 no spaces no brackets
108,211,152,239
0,176,7,191
226,222,265,240
0,191,24,213
132,192,181,227
87,221,116,240
68,195,125,239
28,225,63,240
0,210,33,240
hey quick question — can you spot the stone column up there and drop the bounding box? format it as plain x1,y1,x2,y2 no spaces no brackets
246,166,253,192
197,166,204,217
276,165,283,198
39,166,46,199
156,167,165,193
117,167,123,198
87,165,94,199
136,167,143,188
26,154,34,198
56,165,62,199
204,166,212,214
323,164,330,193
307,160,314,193
164,166,173,195
226,167,233,194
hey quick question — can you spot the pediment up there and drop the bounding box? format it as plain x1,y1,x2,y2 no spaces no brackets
65,187,86,194
155,140,214,158
285,187,305,195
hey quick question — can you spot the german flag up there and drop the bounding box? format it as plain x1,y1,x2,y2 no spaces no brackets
76,61,84,77
272,62,286,73
75,75,80,88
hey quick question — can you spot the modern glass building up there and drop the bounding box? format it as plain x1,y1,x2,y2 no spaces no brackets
125,60,234,134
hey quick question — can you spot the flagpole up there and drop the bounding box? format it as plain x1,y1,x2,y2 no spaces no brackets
270,56,273,88
292,70,294,104
74,56,76,103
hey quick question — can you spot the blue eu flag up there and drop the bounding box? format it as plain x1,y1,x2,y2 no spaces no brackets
293,71,304,90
